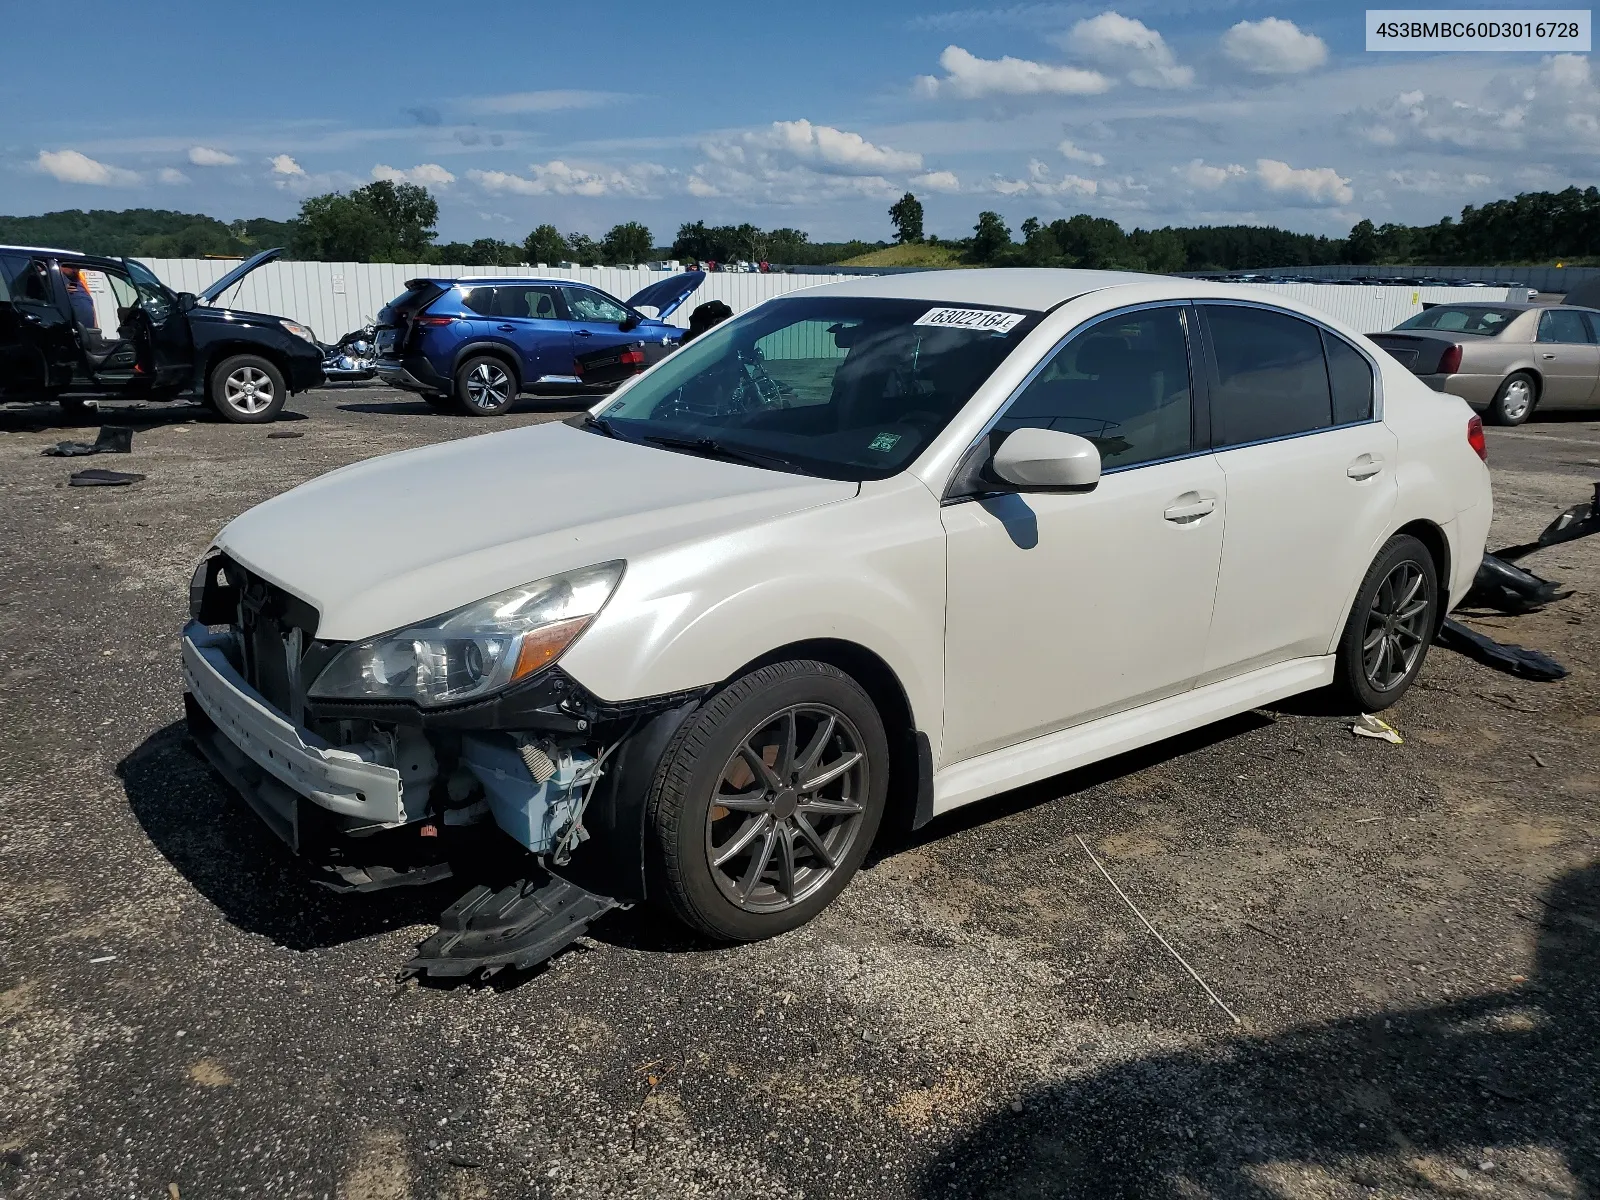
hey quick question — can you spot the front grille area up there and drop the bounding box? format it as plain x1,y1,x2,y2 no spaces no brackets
226,558,319,718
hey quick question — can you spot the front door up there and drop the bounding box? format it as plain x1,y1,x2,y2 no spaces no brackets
560,285,639,373
940,304,1227,766
1197,304,1398,680
63,263,145,388
122,258,194,389
1534,308,1600,407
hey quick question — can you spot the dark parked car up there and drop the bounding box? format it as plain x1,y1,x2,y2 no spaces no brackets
0,246,323,423
374,271,704,415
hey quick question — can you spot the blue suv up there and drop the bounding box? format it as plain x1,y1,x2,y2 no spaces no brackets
374,271,705,416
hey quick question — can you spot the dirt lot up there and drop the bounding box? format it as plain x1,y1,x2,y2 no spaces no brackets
1,386,1597,1200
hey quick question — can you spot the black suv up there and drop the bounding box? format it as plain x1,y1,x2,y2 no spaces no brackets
0,247,323,423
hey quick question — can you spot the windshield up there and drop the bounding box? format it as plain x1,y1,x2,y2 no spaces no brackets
592,296,1042,481
1395,306,1521,334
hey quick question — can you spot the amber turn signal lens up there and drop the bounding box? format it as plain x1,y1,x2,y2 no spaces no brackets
509,616,593,681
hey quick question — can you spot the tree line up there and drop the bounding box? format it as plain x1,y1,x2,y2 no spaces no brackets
8,182,1600,271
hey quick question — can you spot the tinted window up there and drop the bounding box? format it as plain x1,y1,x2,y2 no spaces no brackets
1324,332,1375,425
378,281,446,324
1204,305,1331,447
562,287,628,323
1584,311,1600,343
0,254,53,306
460,286,498,316
494,285,562,319
995,306,1192,469
1395,306,1520,334
1538,309,1592,344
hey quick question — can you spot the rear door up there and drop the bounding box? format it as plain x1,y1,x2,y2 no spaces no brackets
486,284,571,382
0,253,79,394
1197,303,1397,680
1537,308,1600,406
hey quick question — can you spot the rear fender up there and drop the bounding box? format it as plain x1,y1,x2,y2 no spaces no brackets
450,340,523,389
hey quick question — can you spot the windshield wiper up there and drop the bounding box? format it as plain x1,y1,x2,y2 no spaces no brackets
639,432,805,473
580,413,619,438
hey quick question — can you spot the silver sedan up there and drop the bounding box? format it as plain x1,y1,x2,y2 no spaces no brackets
1369,302,1600,425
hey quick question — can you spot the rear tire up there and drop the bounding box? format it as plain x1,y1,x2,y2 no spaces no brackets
645,660,889,942
1332,534,1439,713
454,356,518,417
1486,371,1536,426
209,355,287,424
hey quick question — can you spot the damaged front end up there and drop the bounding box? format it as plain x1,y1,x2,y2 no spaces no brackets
181,553,703,978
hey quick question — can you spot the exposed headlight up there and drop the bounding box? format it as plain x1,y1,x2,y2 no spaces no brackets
282,321,318,345
308,562,623,707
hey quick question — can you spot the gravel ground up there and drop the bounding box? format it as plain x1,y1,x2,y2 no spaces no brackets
1,386,1597,1200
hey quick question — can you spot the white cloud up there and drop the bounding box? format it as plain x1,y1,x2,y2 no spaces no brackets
1256,158,1353,205
1383,168,1495,194
1177,159,1248,189
460,89,624,115
751,119,921,175
1063,12,1193,89
372,162,456,186
915,44,1111,99
35,149,140,186
1221,18,1328,76
468,160,669,197
187,146,240,167
1058,138,1107,167
271,154,306,177
986,158,1098,198
156,167,190,185
911,169,962,192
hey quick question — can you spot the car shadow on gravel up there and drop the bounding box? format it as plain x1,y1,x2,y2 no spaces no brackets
118,722,452,952
917,860,1599,1198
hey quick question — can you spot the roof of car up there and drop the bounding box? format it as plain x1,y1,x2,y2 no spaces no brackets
424,276,588,287
0,243,90,256
799,268,1157,310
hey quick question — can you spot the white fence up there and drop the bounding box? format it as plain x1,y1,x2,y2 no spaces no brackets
138,258,1519,341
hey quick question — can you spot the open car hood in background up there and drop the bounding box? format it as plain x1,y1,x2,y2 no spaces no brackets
197,248,285,305
625,270,705,321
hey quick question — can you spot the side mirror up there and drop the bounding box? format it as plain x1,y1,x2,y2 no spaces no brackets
618,313,641,333
177,292,197,311
990,427,1102,492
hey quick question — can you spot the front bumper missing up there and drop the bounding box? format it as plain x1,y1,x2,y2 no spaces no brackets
181,622,407,840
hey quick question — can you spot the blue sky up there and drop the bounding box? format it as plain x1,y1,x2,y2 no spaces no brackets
4,0,1596,244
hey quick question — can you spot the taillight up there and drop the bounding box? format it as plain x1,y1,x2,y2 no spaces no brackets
1438,343,1463,374
1467,414,1487,461
619,348,645,366
415,314,455,327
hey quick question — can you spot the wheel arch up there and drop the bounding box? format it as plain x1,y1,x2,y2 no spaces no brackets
451,341,523,390
203,342,293,393
738,637,933,840
1501,365,1543,398
1394,518,1452,633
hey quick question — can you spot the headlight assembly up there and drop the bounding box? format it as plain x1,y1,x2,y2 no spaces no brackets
308,561,623,707
281,321,319,345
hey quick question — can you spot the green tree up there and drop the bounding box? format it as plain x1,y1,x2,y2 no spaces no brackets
889,193,924,244
1049,214,1127,268
602,221,653,265
523,224,570,265
566,232,603,266
1345,219,1379,264
969,211,1012,264
1127,227,1186,273
290,181,439,261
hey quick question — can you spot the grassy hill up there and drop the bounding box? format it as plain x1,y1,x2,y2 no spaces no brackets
837,242,968,268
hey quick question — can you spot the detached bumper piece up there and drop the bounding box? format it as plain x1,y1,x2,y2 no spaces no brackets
404,871,621,982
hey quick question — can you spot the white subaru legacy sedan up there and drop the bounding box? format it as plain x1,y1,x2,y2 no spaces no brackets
182,270,1492,954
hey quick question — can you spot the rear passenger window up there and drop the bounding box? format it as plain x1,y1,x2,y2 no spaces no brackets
460,286,497,316
1203,305,1331,447
995,305,1192,470
1538,309,1592,344
1323,332,1374,425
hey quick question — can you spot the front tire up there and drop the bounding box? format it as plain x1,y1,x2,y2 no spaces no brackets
646,660,889,942
454,356,518,416
1486,371,1536,426
1332,534,1439,712
209,355,287,424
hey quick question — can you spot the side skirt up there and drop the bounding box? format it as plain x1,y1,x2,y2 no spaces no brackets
931,656,1335,816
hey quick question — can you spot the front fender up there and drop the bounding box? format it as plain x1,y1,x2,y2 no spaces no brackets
558,476,948,757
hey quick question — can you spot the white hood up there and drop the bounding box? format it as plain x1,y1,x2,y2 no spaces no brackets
216,421,857,641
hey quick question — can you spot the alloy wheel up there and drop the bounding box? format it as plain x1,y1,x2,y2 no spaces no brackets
223,366,275,414
1362,561,1429,692
704,705,868,914
465,362,512,410
1500,377,1533,422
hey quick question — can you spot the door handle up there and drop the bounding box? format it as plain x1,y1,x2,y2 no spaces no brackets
1346,453,1385,480
496,323,515,331
1541,352,1556,359
574,329,592,338
1163,494,1217,522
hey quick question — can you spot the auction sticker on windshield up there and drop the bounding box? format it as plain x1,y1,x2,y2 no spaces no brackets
913,307,1027,334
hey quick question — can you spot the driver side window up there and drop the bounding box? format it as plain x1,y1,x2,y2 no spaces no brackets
561,287,628,324
995,305,1194,470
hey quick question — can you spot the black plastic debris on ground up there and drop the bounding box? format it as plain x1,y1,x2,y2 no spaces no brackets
266,430,304,439
1493,481,1600,562
404,871,620,982
42,425,133,457
1438,618,1569,681
1467,553,1570,613
68,469,145,488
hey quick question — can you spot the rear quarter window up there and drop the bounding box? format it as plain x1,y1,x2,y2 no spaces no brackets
1324,333,1375,425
